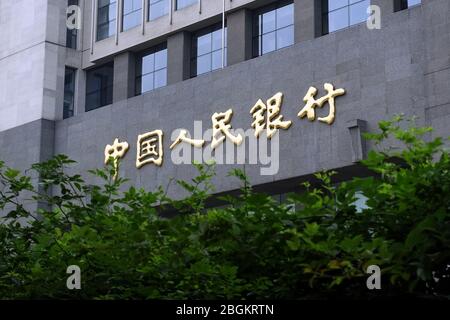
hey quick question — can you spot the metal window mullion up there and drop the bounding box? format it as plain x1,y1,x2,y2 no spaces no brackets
169,0,173,24
142,0,146,34
91,0,97,53
221,0,225,69
274,7,278,51
116,0,122,44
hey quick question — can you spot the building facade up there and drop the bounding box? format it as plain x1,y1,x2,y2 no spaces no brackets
0,0,449,207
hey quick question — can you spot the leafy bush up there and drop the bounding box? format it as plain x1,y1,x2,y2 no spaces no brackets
0,116,449,299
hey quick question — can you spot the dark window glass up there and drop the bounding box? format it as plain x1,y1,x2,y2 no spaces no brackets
123,0,142,31
136,44,168,95
66,0,78,49
191,24,227,77
85,62,114,112
97,0,117,41
398,0,421,10
176,0,197,10
149,0,169,20
253,1,294,57
322,0,370,35
63,67,76,119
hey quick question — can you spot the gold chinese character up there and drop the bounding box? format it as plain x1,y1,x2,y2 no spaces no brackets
136,130,163,168
298,83,345,125
250,92,292,139
211,109,243,150
170,129,205,150
104,138,129,180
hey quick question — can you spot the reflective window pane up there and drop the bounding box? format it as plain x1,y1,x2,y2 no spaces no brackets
123,11,141,30
192,25,227,77
323,0,370,34
262,32,276,55
154,69,167,89
277,25,294,49
63,67,76,119
197,34,211,56
328,7,348,33
211,50,223,71
122,0,142,31
197,54,211,76
408,0,421,6
123,0,133,14
253,1,294,57
149,0,169,20
66,0,79,49
262,10,276,34
141,74,154,93
85,62,114,111
135,44,167,95
97,0,116,41
142,54,155,75
328,0,348,11
212,29,223,51
276,3,294,29
155,49,167,70
349,0,369,26
399,0,421,10
109,21,116,37
177,0,197,10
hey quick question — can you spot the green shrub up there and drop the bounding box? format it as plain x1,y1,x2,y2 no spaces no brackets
0,116,449,299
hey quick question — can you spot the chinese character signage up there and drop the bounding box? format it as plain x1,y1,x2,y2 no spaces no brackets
104,83,346,179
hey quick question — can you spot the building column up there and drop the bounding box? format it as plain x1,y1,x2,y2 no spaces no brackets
227,8,253,65
113,52,136,102
294,0,321,42
167,31,192,84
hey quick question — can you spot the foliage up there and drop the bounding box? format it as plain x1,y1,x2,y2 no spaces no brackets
0,116,449,299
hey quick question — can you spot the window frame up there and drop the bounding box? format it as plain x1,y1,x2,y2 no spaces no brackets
191,23,228,78
321,0,370,35
176,0,198,11
122,0,143,31
66,0,79,49
148,0,170,21
252,0,295,58
395,0,421,12
135,43,168,96
85,62,114,112
63,67,77,119
97,0,117,41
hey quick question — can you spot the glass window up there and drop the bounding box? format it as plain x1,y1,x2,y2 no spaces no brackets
63,67,76,119
191,24,227,77
97,0,117,41
253,1,294,57
136,44,168,95
398,0,421,11
176,0,197,10
322,0,370,35
66,0,78,49
149,0,169,20
123,0,142,31
407,0,421,6
85,62,114,112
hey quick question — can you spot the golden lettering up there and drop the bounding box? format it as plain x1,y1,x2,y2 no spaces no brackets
136,130,164,168
298,83,345,125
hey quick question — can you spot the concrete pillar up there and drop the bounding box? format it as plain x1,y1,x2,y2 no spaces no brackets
347,119,368,162
227,8,253,65
113,52,136,102
294,0,321,42
167,31,192,84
